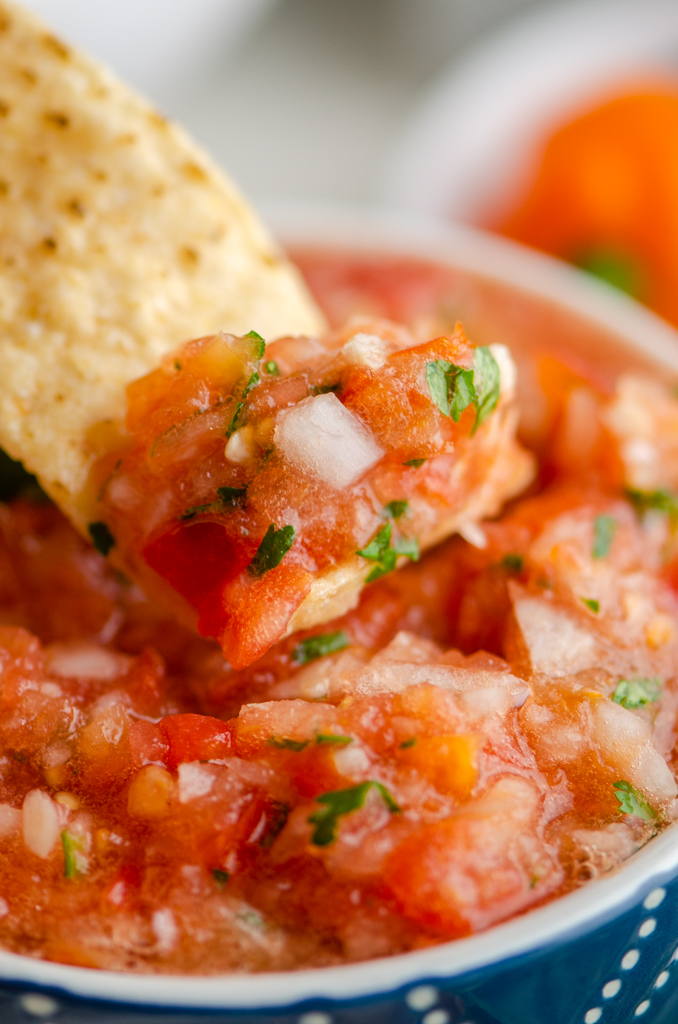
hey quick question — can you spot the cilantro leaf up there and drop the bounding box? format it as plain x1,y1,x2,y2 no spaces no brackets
358,523,392,561
426,360,474,421
426,347,500,433
225,371,260,438
268,736,309,752
449,367,476,422
243,330,266,360
247,523,295,577
88,521,115,556
403,458,426,468
612,677,662,709
626,487,678,518
394,536,420,561
179,485,247,521
357,523,419,582
399,737,417,749
581,597,600,613
308,781,401,846
613,780,657,822
593,514,617,559
212,868,229,888
471,346,501,433
61,830,86,879
384,500,409,520
315,734,353,746
264,360,279,376
291,630,350,666
502,552,524,572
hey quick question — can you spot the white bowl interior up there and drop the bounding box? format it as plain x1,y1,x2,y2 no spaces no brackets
3,207,678,1011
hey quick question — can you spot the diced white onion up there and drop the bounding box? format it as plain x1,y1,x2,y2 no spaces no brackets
512,597,597,676
458,521,487,549
0,804,21,838
22,789,60,859
341,333,389,369
45,642,130,681
224,427,254,465
274,393,383,489
177,762,215,803
490,343,515,398
152,908,178,952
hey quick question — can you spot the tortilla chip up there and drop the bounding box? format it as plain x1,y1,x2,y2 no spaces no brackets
0,1,325,530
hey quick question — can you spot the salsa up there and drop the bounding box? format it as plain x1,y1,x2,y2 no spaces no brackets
0,251,675,973
92,318,531,668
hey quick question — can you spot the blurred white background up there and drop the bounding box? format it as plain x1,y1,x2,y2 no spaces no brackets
22,0,546,206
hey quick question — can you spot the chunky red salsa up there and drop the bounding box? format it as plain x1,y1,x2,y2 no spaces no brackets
0,252,675,973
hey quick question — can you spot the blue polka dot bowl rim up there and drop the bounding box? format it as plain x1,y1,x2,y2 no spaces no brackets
7,206,678,1024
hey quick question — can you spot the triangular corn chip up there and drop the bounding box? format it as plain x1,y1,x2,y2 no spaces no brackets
0,1,324,530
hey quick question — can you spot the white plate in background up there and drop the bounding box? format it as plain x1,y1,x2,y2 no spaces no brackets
383,0,678,224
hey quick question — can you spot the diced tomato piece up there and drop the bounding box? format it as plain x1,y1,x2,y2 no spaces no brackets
159,713,233,769
214,563,314,670
128,719,169,770
144,523,251,610
104,863,142,909
397,733,480,799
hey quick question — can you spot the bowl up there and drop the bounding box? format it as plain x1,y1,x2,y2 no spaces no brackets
4,207,678,1024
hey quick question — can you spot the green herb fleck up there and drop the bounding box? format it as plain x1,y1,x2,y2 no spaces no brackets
613,780,657,822
576,250,640,298
311,382,341,396
384,500,409,520
174,360,182,371
248,523,295,577
399,737,417,749
309,781,401,846
212,868,230,888
243,330,266,360
502,552,524,573
403,458,426,468
394,536,420,561
291,630,350,665
357,523,419,583
626,487,678,518
88,521,115,556
61,830,86,879
471,346,501,433
426,359,474,421
179,485,247,521
264,360,279,376
581,597,600,613
225,371,260,438
267,736,309,752
426,346,500,434
593,514,617,559
612,677,662,709
315,733,353,746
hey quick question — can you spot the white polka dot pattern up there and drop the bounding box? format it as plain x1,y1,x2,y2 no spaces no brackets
643,888,666,910
602,979,621,999
635,999,651,1016
298,1013,332,1024
406,986,440,1011
622,949,641,970
638,918,656,938
422,1011,450,1024
584,1009,602,1023
655,970,670,989
19,995,59,1018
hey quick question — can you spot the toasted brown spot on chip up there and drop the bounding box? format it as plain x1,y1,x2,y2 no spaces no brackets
42,33,69,60
44,110,69,128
